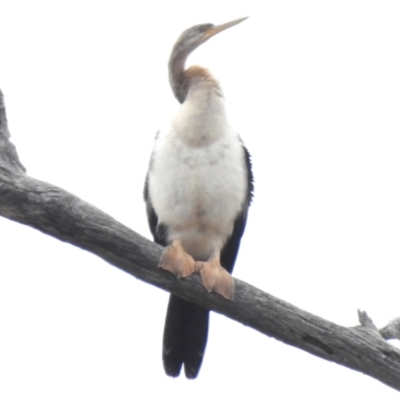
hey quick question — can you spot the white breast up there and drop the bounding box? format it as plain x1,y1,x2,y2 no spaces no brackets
148,86,247,261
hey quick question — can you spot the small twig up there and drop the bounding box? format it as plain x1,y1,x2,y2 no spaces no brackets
380,318,400,341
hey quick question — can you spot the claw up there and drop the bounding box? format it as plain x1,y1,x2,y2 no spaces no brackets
159,242,234,300
159,240,197,278
196,258,234,300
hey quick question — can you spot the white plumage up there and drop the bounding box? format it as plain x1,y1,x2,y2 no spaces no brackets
148,78,247,260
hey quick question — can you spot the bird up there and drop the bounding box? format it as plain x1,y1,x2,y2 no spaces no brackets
144,17,253,379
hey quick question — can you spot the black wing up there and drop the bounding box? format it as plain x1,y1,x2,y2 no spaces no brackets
220,144,253,273
143,136,168,247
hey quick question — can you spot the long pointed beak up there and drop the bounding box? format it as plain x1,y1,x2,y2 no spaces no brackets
204,17,248,39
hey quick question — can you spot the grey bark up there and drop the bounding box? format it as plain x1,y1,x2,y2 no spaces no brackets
0,89,399,391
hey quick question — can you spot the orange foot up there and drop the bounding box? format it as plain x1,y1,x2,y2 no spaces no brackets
196,257,234,300
159,242,234,300
159,240,197,278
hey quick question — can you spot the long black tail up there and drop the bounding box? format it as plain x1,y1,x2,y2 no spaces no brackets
162,294,209,379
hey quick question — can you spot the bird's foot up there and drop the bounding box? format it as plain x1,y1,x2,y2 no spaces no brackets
159,241,197,278
196,258,234,300
159,242,234,300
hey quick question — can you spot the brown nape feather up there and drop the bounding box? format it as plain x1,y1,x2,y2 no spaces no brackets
184,66,224,98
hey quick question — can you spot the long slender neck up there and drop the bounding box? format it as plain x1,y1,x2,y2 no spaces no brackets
172,67,226,147
184,66,223,99
169,52,223,105
168,47,190,103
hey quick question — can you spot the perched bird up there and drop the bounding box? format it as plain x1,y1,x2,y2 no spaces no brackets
144,17,253,379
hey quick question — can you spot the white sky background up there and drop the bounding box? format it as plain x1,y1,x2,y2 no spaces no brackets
1,0,400,398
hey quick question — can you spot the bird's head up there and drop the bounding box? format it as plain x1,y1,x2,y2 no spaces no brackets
169,17,248,103
173,17,248,57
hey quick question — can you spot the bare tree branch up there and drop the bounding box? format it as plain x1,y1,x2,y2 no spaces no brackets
381,318,400,341
1,88,400,391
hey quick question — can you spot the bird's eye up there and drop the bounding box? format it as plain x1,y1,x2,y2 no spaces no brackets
199,24,213,32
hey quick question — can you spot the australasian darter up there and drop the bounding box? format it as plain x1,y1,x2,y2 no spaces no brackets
144,17,253,379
